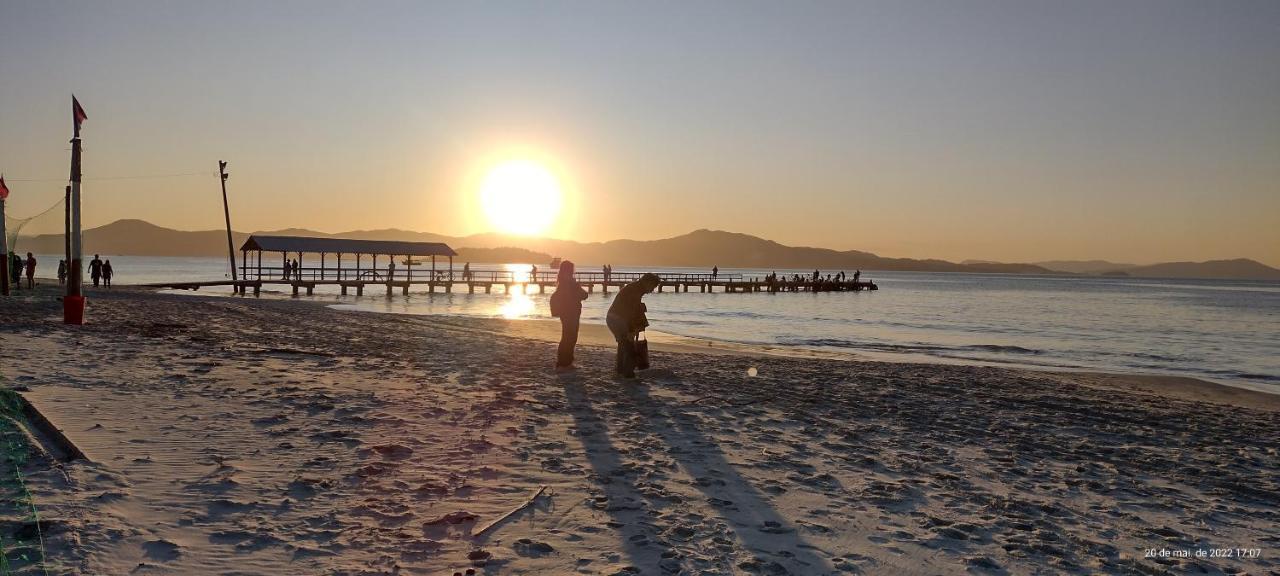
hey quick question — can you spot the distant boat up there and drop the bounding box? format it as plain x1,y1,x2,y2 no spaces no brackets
401,258,424,266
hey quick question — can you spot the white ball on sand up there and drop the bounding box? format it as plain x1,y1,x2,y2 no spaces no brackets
747,367,758,377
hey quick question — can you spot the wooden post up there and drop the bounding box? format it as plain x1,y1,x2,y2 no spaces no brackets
0,198,7,295
218,161,236,289
256,250,262,281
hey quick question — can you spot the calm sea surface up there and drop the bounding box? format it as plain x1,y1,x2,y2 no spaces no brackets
39,254,1280,392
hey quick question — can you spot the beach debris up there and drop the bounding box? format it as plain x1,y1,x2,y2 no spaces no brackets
474,484,548,539
423,510,478,526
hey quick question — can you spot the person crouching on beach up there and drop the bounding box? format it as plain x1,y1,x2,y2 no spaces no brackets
549,260,588,370
606,273,660,378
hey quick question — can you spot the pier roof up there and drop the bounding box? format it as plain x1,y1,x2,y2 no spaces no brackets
240,235,458,257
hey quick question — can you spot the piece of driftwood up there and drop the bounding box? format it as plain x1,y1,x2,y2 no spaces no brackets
474,485,547,538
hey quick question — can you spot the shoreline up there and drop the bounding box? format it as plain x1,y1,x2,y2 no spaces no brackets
326,298,1280,408
17,280,1280,399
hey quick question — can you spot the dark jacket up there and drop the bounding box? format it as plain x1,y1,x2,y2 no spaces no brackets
608,282,650,332
550,282,587,318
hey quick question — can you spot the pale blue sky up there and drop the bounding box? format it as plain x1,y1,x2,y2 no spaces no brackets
2,0,1278,265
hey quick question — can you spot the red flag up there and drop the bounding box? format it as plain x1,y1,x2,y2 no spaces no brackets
73,95,87,132
0,174,9,200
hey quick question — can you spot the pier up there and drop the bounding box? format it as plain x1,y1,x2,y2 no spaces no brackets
144,235,878,296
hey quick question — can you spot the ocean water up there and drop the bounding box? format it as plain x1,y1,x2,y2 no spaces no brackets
33,254,1280,392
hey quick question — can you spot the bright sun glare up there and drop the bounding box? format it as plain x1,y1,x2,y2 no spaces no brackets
480,160,562,236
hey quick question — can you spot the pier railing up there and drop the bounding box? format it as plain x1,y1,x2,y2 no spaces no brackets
242,266,746,284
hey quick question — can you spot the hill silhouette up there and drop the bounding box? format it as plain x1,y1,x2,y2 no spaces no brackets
1033,258,1280,280
15,219,1280,279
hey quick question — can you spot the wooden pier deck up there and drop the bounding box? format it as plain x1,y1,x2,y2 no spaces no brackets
145,270,877,296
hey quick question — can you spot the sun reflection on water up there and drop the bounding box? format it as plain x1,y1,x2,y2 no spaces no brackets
498,291,537,319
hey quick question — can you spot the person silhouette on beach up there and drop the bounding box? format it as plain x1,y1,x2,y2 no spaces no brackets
57,259,67,285
103,259,113,288
24,253,36,289
89,254,104,287
606,273,660,378
550,260,588,370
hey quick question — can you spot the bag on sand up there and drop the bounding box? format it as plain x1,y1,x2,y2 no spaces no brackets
635,332,650,370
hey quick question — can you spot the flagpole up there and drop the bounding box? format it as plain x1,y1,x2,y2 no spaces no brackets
65,96,86,324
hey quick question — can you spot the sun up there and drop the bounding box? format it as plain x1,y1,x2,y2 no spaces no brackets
479,160,563,236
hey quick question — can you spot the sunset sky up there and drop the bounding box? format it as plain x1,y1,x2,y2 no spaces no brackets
2,0,1277,266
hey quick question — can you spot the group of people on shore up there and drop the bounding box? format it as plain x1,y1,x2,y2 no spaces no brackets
551,261,658,378
4,252,113,289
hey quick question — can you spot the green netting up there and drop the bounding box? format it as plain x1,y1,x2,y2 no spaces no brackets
0,387,51,575
4,196,65,258
4,194,65,256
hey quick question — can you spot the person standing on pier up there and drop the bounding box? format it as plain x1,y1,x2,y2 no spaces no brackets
531,264,538,282
462,262,471,281
606,273,660,379
854,270,861,284
712,265,718,279
387,260,395,281
550,260,588,370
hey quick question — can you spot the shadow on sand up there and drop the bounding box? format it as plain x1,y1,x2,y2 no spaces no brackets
564,374,833,574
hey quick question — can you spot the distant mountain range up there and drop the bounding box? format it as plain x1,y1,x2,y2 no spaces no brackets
16,219,1280,280
1031,258,1280,280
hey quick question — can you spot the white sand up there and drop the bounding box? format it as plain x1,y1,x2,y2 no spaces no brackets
1,286,1277,575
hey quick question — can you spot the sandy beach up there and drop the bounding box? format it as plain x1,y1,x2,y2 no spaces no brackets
1,286,1277,575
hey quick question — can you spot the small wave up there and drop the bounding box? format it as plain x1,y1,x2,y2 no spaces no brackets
1196,369,1280,383
962,344,1041,355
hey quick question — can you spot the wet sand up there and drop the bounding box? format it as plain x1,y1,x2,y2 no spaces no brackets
1,286,1276,575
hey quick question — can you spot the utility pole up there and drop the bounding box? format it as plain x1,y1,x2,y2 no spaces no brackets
219,160,237,291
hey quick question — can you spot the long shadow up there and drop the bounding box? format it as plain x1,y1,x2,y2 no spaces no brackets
562,378,656,571
623,376,835,573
